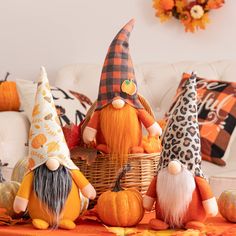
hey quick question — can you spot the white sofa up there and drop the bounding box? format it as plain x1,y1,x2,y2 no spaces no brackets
1,60,236,196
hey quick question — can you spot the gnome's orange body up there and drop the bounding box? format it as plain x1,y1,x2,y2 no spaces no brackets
83,20,162,162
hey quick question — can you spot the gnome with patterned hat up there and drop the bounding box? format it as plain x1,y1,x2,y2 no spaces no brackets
13,67,96,230
83,19,162,165
143,73,218,230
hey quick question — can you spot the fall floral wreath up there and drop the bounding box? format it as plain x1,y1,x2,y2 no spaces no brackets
153,0,225,32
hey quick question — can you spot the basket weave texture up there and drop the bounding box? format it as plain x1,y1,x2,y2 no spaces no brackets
71,94,160,203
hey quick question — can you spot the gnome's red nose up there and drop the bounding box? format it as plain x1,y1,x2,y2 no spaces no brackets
168,160,182,175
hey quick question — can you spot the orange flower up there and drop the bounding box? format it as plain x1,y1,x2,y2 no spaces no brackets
153,0,172,22
180,11,192,25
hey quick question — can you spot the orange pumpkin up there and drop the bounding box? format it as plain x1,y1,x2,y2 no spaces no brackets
0,72,20,111
31,134,47,149
160,0,174,11
218,190,236,222
121,79,137,96
97,164,144,226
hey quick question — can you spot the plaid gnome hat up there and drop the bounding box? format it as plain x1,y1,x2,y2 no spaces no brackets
96,19,143,110
159,73,204,177
27,67,78,171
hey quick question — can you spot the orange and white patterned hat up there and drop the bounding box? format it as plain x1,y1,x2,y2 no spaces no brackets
27,67,78,171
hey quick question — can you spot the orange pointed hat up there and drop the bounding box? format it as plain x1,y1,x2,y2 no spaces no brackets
96,19,143,110
27,67,78,171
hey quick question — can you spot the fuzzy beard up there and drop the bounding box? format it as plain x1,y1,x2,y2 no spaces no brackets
100,103,141,164
33,164,72,228
157,168,196,228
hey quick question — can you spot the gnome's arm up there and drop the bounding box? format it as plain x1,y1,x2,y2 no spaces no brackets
195,176,218,216
143,176,157,211
71,169,96,199
13,172,34,213
83,111,100,144
137,109,162,136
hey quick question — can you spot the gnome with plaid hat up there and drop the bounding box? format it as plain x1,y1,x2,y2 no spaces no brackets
13,67,96,230
143,73,218,230
83,19,162,164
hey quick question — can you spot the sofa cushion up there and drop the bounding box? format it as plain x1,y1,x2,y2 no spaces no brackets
167,73,236,166
0,111,29,181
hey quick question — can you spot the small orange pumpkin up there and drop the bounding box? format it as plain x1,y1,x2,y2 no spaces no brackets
160,0,174,11
97,164,144,227
0,72,20,111
31,134,47,149
218,190,236,222
121,79,137,95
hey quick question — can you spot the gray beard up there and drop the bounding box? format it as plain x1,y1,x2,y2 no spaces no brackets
33,164,72,228
157,168,196,228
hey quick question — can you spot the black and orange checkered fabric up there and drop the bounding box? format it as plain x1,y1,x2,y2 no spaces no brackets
167,73,236,166
96,19,143,110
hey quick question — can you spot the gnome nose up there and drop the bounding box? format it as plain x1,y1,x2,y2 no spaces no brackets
46,158,60,171
112,98,125,109
168,160,182,175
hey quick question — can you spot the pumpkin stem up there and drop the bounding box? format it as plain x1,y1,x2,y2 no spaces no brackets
4,72,10,81
112,163,131,192
0,160,8,183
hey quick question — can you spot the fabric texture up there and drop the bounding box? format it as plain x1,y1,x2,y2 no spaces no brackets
96,19,143,110
167,73,236,166
28,67,78,171
159,73,204,177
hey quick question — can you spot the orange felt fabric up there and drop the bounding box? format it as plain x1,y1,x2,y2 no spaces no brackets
0,212,235,235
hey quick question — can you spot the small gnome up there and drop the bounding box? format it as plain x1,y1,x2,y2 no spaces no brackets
143,73,218,230
83,19,162,164
13,67,96,230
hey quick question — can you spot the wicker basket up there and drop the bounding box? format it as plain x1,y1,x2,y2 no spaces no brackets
71,94,160,204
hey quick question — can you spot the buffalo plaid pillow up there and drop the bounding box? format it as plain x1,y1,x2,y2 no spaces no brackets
166,73,236,166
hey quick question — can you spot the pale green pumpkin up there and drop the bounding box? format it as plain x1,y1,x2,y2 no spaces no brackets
218,190,236,223
11,157,29,183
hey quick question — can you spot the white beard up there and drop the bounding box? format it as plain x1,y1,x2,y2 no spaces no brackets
157,168,196,228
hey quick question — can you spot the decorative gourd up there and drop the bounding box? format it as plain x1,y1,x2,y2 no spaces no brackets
31,134,47,149
0,72,20,111
11,157,29,183
218,190,236,222
97,164,144,227
0,161,21,218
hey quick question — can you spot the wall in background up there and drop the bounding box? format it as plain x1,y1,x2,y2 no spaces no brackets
0,0,235,82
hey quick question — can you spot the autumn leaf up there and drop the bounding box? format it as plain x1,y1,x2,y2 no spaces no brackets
32,104,40,116
46,141,60,153
205,0,224,10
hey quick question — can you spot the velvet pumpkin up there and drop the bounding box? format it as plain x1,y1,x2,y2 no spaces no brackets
0,162,22,218
0,72,20,111
11,158,29,183
218,190,236,222
97,164,144,227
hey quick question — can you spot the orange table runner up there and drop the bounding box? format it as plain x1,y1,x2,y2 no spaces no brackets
0,212,236,236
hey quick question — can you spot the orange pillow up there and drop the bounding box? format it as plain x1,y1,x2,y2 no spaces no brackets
167,73,236,166
0,74,20,111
